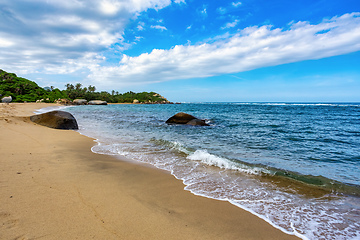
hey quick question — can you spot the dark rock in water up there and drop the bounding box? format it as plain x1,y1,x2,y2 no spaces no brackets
73,99,87,105
166,112,196,124
88,100,107,105
30,111,78,130
166,112,209,126
186,119,210,126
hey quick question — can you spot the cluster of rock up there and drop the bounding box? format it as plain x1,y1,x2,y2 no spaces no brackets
52,98,107,105
48,98,175,105
36,98,50,103
166,112,210,126
54,99,71,105
132,99,174,104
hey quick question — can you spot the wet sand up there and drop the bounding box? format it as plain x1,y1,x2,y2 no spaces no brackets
0,103,299,239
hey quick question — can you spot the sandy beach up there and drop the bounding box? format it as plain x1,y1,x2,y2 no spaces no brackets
0,103,299,240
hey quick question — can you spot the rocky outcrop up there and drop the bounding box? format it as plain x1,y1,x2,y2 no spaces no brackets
54,98,71,105
73,99,87,105
133,99,139,104
166,112,209,126
88,100,107,105
30,111,78,130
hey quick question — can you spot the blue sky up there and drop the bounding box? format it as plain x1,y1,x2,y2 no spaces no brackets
1,0,360,102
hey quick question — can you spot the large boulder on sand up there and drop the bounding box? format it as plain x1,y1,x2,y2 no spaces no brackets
73,99,87,105
30,111,78,130
166,112,209,126
88,100,107,105
1,96,12,103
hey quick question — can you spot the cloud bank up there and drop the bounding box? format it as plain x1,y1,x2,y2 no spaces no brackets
88,12,360,87
0,0,182,74
1,0,359,90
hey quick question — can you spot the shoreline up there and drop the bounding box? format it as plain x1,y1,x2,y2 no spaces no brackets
1,103,299,239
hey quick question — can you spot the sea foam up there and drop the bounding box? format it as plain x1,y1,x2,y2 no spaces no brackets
187,150,265,175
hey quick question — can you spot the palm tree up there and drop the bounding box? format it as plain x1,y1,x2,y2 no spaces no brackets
75,83,82,91
65,84,74,91
88,85,96,92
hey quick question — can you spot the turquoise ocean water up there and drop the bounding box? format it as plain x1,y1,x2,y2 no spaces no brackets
38,103,360,240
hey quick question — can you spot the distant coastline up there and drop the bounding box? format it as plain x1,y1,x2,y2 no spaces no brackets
1,69,172,104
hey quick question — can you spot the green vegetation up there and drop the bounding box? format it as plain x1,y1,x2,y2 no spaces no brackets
0,69,68,102
64,83,170,103
0,69,171,104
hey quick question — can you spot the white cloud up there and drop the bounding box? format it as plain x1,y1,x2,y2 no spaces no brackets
217,7,227,15
232,2,242,7
125,0,176,12
137,21,145,31
0,0,182,75
100,0,122,15
151,25,168,31
221,19,240,29
0,38,14,47
135,36,143,42
87,12,360,87
200,5,207,17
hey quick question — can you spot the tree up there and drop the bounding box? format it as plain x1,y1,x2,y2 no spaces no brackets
75,83,82,91
65,83,74,91
88,85,96,92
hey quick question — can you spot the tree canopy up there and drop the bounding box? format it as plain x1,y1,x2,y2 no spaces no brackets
63,83,170,103
0,69,68,102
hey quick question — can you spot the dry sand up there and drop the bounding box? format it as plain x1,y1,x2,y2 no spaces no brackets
0,103,299,240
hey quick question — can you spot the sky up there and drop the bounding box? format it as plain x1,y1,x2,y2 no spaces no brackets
0,0,360,102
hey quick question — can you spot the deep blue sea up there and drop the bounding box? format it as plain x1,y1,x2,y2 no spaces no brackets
38,103,360,240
